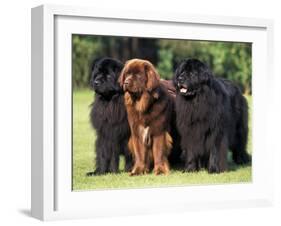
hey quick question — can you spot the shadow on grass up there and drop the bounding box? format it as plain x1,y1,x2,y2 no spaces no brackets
84,152,252,178
169,153,252,173
228,161,252,172
86,155,252,177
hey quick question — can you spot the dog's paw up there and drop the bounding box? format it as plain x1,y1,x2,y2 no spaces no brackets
234,152,251,165
86,170,105,176
129,164,148,176
208,165,224,174
153,162,169,175
86,171,96,177
183,161,198,173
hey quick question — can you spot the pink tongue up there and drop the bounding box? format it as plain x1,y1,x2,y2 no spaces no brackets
180,88,187,93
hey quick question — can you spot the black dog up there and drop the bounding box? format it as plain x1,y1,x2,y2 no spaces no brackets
173,59,250,173
87,58,132,175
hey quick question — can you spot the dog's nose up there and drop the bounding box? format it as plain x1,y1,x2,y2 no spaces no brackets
124,78,130,85
94,80,101,86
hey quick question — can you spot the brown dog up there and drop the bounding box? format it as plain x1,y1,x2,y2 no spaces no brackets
119,59,174,175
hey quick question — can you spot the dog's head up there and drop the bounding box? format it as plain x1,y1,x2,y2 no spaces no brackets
173,59,213,97
90,58,124,97
119,59,160,95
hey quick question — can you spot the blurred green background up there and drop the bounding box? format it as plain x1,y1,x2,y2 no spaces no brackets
72,35,252,93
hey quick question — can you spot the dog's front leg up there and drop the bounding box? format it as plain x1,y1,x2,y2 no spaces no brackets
129,135,147,176
152,134,170,175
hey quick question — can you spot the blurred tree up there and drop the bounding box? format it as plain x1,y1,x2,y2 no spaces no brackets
72,35,252,93
157,48,173,79
159,40,252,93
72,35,101,88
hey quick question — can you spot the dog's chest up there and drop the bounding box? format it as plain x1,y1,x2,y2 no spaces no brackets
177,95,209,125
130,103,159,127
94,97,126,124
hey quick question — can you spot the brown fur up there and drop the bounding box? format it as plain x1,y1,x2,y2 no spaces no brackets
119,59,174,175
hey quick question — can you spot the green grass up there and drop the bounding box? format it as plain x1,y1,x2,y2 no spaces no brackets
72,90,252,190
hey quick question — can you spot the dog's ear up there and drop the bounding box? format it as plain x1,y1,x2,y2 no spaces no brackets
173,60,183,86
112,60,124,76
144,61,160,92
118,62,127,87
89,58,102,89
196,60,213,83
90,57,102,73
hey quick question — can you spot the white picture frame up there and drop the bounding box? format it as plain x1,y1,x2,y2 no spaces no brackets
31,4,274,221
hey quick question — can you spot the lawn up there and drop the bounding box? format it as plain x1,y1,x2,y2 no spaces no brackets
72,89,252,191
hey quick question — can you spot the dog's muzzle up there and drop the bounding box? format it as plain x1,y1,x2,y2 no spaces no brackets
123,77,131,91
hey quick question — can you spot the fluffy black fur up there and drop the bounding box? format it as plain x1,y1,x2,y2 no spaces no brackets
87,57,132,176
173,59,250,173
